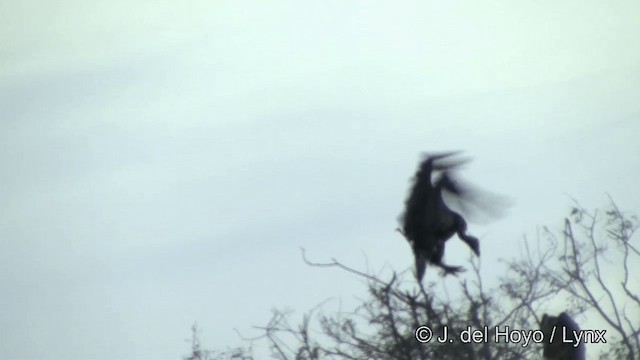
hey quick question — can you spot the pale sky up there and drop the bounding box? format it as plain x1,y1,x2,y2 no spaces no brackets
1,1,639,359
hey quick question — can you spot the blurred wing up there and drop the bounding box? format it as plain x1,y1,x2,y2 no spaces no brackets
421,151,471,172
440,174,513,224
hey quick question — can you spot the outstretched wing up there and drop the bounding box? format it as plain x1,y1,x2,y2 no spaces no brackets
437,171,512,225
420,151,470,172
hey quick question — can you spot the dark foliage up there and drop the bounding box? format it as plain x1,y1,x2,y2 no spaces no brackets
540,312,586,360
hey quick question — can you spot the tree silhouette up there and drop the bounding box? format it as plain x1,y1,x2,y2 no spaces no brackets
187,197,638,359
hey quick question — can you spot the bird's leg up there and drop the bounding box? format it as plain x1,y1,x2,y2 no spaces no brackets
414,252,426,282
460,233,480,256
454,214,480,256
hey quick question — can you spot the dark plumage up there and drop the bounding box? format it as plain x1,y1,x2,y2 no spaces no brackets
398,152,480,280
540,312,586,360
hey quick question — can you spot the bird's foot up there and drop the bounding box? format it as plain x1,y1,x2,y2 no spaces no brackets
438,264,466,276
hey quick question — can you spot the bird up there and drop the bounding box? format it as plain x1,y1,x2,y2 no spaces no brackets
398,151,481,281
540,312,586,360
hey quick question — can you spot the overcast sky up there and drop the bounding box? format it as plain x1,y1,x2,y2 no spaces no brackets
1,1,639,359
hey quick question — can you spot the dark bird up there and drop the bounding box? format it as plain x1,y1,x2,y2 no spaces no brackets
540,312,586,360
398,151,482,280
